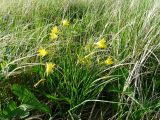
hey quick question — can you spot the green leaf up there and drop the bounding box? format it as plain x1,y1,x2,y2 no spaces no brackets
12,84,51,114
2,101,17,116
1,101,29,119
0,117,8,120
46,94,71,104
7,108,29,119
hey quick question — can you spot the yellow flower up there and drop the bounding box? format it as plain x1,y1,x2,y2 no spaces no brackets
50,32,58,39
62,19,70,26
33,79,46,88
38,48,48,57
50,26,59,39
77,55,91,65
96,38,107,49
46,62,56,75
105,57,113,65
51,26,59,34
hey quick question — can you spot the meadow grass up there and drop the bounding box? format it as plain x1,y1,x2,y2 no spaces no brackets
0,0,160,119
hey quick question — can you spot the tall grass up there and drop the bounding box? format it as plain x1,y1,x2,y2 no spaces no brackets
0,0,160,119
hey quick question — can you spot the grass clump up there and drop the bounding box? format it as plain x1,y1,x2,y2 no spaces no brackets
0,0,160,119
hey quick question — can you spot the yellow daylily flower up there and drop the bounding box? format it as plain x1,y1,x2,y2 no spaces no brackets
38,48,48,57
62,19,70,26
46,62,56,75
51,26,59,34
50,32,58,39
96,38,107,49
77,55,91,65
105,57,113,65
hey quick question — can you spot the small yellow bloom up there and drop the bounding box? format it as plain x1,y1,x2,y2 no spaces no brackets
105,57,113,65
77,55,91,65
38,48,48,57
46,62,56,75
96,38,107,49
34,79,46,88
62,19,70,26
50,32,58,39
51,26,59,34
50,26,59,39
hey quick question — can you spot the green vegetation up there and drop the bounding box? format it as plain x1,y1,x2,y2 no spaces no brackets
0,0,160,119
